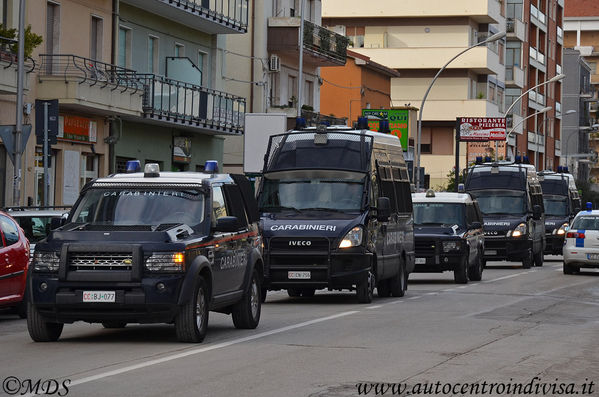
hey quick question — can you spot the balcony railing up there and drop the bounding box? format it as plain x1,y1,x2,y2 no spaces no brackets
556,64,562,74
0,36,36,73
531,4,538,19
303,20,348,64
38,54,142,91
529,91,537,102
557,26,563,40
538,11,546,24
556,101,562,114
139,74,245,134
506,19,515,33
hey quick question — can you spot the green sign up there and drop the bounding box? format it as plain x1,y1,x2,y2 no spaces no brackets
362,109,409,150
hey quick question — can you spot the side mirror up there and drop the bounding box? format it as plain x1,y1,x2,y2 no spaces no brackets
214,216,240,233
471,221,482,230
532,204,542,220
50,216,67,230
376,197,391,222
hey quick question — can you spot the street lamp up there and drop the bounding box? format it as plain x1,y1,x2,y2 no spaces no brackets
506,106,552,137
565,123,599,176
414,30,506,190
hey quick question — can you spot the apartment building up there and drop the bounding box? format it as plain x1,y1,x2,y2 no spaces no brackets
0,0,248,206
504,0,564,172
323,0,506,187
222,0,348,173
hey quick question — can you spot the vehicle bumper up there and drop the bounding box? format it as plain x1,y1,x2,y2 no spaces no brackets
413,253,465,273
544,234,564,255
563,249,599,268
29,273,184,324
483,237,530,261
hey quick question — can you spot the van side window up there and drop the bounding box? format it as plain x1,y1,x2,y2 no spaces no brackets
212,186,229,220
395,181,412,213
377,163,398,212
223,184,249,229
473,201,483,223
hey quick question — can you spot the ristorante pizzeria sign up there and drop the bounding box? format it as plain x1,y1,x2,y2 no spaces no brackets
457,117,506,142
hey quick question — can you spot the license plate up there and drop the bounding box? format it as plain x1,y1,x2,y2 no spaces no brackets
82,291,116,303
288,271,311,280
415,258,426,265
485,250,497,256
587,253,599,261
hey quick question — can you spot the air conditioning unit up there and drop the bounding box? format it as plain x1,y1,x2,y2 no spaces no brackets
269,55,281,72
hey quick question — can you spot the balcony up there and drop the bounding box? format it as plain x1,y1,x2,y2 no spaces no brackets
354,46,501,74
528,90,546,111
506,18,526,42
268,19,348,67
555,139,561,157
556,101,562,117
0,37,35,94
121,0,248,34
530,4,547,31
556,64,562,75
505,65,525,88
529,46,546,72
506,113,525,134
557,26,563,45
323,0,501,23
528,131,545,153
390,98,502,121
138,74,245,134
37,54,143,117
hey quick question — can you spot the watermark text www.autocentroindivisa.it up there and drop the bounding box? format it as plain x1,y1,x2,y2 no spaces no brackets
356,377,595,396
2,376,71,396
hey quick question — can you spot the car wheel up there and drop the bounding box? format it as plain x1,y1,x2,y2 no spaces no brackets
563,262,574,275
533,249,544,267
356,270,374,303
16,294,27,319
377,278,391,297
175,275,209,343
27,302,63,342
300,288,316,297
389,258,407,297
232,270,261,329
468,251,484,281
102,322,127,329
522,250,533,269
287,288,302,297
454,256,469,284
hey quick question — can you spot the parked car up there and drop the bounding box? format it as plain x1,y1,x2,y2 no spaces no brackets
0,210,30,318
563,204,599,274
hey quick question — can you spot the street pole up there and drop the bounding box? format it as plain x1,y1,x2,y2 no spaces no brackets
13,0,25,206
415,31,505,190
296,0,305,118
43,102,49,207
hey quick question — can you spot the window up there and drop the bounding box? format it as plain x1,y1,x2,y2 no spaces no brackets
506,0,523,20
288,75,297,106
0,215,19,246
174,43,184,57
498,42,504,65
46,2,60,55
304,80,313,107
590,62,597,75
212,186,228,220
346,26,364,48
118,26,131,68
1,0,7,26
90,16,103,61
197,51,205,85
116,156,135,173
223,184,248,228
80,153,98,187
148,36,158,74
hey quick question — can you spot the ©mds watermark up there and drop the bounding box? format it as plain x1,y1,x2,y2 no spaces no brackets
2,376,71,396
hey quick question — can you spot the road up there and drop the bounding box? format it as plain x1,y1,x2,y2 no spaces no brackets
1,258,598,397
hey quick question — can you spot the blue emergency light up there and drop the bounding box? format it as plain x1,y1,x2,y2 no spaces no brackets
564,166,569,173
557,165,563,173
295,117,306,129
126,160,141,173
522,156,530,164
484,156,492,163
587,202,593,211
379,120,390,133
204,160,219,174
357,117,369,130
515,155,522,164
475,156,483,165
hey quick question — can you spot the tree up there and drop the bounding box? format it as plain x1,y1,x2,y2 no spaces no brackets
445,167,467,192
576,179,599,210
0,24,43,58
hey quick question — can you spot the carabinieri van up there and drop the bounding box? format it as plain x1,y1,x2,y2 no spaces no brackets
257,119,414,303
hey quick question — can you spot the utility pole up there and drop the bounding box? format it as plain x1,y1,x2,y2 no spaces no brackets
297,0,305,118
13,0,26,206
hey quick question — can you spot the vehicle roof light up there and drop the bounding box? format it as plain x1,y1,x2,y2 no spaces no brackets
357,117,369,130
425,189,435,198
458,183,465,193
295,117,306,129
144,163,160,177
587,202,593,211
204,160,219,174
126,160,141,173
378,120,390,133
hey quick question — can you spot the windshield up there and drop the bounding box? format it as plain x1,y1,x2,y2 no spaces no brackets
13,215,56,243
571,216,599,230
543,195,568,216
70,188,206,228
469,190,527,215
413,203,465,227
259,177,365,212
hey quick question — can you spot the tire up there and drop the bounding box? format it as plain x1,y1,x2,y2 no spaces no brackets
389,258,407,297
287,288,301,297
300,288,315,297
232,270,262,329
175,275,209,343
27,303,63,342
261,287,267,303
102,322,127,329
468,252,484,282
356,271,374,303
533,249,544,267
522,250,533,269
563,262,574,275
454,256,469,284
377,278,391,298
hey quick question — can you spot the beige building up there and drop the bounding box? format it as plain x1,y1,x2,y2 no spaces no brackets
323,0,506,188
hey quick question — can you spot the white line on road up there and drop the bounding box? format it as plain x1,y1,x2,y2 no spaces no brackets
482,272,528,283
456,286,468,289
424,292,438,296
365,305,382,309
408,296,422,300
22,310,360,396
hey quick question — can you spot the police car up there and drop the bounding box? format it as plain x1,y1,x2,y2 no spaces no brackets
563,203,599,274
27,161,263,343
412,189,485,283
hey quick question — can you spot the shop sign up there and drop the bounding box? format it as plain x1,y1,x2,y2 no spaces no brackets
58,115,97,143
457,117,506,141
362,109,409,150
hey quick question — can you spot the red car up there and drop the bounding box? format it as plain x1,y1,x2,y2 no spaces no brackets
0,211,30,318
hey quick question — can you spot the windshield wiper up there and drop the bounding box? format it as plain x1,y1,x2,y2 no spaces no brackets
302,207,347,213
261,206,301,213
152,223,183,232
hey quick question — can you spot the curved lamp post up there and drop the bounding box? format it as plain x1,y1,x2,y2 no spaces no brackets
414,31,506,190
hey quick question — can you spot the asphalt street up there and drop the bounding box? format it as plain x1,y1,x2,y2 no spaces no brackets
1,257,598,397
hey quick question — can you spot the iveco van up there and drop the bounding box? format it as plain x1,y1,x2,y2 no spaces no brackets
257,120,414,303
465,162,545,268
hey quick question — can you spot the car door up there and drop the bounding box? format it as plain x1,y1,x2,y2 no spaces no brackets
222,183,250,292
0,229,9,299
0,215,26,299
465,203,479,264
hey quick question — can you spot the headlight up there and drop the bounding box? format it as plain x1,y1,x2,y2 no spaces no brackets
339,226,363,248
145,252,186,272
508,223,527,238
555,223,569,235
33,251,60,272
442,240,461,252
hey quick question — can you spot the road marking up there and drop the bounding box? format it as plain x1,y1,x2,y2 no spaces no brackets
442,288,456,292
482,272,528,283
365,305,382,309
456,286,468,289
424,292,438,296
408,296,422,300
22,310,360,396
